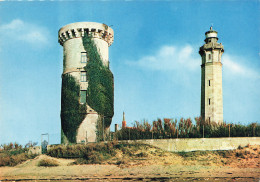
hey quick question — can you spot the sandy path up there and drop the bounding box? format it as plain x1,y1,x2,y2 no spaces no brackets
1,163,260,181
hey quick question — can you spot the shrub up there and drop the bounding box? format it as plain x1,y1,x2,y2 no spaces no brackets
136,152,148,157
116,158,128,165
47,142,153,165
47,142,118,159
0,152,36,166
0,142,37,166
38,159,59,167
0,142,24,151
121,147,134,156
0,154,11,166
47,142,116,164
217,150,232,158
84,151,104,164
177,151,194,158
235,151,245,158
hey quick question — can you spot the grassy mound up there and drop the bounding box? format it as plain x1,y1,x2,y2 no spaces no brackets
47,142,151,165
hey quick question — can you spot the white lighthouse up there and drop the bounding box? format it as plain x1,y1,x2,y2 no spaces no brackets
199,26,224,124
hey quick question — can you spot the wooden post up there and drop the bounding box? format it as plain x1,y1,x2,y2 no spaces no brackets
229,124,230,138
103,116,105,141
203,125,204,138
128,127,130,140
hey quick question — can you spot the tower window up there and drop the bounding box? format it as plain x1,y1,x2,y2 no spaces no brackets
71,30,76,38
81,72,87,82
80,90,87,104
209,80,211,86
81,52,87,63
209,98,211,105
208,54,211,60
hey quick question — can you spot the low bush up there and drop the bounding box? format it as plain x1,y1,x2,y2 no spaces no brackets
48,142,117,164
0,142,38,166
216,150,232,158
116,158,128,165
38,159,59,167
47,142,118,159
235,151,245,158
237,145,243,150
0,152,38,166
178,150,216,159
177,151,194,158
47,142,151,165
136,152,148,157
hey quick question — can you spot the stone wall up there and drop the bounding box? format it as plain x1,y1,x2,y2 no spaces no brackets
127,137,260,152
44,137,260,153
28,146,42,155
77,113,99,143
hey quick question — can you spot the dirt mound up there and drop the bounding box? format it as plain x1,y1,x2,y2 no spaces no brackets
225,144,260,168
16,154,75,168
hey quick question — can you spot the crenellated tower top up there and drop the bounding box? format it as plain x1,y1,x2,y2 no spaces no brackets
58,22,114,46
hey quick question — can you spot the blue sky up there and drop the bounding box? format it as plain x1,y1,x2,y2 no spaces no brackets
0,1,259,145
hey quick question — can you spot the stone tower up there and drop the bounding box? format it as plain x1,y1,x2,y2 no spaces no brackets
199,26,224,124
58,22,114,144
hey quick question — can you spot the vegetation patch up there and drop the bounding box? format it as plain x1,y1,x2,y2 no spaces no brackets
0,142,38,166
115,118,260,140
72,151,104,164
60,74,87,143
47,142,150,165
82,34,114,129
38,158,59,167
176,144,260,167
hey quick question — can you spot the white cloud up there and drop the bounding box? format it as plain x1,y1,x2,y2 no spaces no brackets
127,44,260,80
0,19,49,46
20,31,48,44
127,45,200,71
222,54,260,79
0,19,24,30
